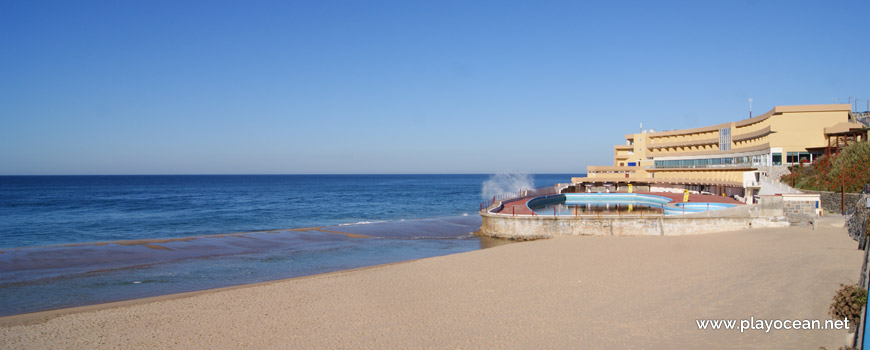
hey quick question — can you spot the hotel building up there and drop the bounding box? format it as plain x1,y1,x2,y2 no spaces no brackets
571,104,868,200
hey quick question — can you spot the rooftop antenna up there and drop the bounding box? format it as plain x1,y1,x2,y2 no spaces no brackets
749,98,752,118
639,122,643,133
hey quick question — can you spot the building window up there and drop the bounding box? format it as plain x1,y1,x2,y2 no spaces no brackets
786,152,799,164
719,128,731,151
798,152,811,164
772,153,782,165
653,153,772,169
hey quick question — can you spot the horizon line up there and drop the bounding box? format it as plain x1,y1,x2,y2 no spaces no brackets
0,172,586,177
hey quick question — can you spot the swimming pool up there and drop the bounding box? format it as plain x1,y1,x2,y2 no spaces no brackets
527,193,735,216
664,202,736,215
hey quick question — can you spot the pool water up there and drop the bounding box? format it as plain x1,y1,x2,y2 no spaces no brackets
664,202,736,215
528,193,735,216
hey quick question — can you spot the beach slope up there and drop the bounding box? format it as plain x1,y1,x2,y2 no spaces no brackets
0,224,861,349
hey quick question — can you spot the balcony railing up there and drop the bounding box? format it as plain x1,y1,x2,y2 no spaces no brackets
648,163,755,169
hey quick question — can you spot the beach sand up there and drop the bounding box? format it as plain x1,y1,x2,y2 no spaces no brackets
0,221,862,349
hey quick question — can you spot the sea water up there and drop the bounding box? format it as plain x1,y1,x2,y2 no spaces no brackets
0,174,570,316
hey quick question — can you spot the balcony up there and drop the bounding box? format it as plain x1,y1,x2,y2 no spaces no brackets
646,137,719,149
731,126,771,142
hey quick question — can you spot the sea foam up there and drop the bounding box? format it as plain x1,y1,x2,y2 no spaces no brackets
481,173,534,200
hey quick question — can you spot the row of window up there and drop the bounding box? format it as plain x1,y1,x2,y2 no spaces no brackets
654,151,821,168
771,152,817,165
654,156,755,168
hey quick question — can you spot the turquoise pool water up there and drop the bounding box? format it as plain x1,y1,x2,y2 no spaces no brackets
665,202,736,215
528,193,735,216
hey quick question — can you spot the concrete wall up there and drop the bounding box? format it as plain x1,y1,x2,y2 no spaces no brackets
479,212,790,240
769,111,849,152
780,194,820,227
799,190,864,214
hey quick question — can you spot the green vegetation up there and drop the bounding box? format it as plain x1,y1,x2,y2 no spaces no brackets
781,142,870,193
829,283,867,331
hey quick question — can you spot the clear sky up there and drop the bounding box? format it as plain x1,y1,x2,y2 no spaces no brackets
1,0,868,175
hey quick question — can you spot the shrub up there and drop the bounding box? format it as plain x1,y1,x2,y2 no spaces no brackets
829,283,868,330
782,142,870,193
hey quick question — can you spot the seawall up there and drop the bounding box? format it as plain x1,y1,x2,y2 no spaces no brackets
478,194,817,240
478,213,789,240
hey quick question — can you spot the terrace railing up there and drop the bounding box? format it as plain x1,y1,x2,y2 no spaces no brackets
479,186,559,213
648,163,755,169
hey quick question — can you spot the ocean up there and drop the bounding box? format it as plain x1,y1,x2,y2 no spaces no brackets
0,174,571,316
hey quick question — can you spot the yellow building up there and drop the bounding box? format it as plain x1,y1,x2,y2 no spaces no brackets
572,104,866,199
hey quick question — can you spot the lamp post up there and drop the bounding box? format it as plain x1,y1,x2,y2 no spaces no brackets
842,162,846,214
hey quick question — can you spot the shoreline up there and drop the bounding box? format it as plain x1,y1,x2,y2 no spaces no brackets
0,255,442,327
1,233,511,322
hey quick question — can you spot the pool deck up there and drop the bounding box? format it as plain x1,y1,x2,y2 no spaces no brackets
495,191,742,215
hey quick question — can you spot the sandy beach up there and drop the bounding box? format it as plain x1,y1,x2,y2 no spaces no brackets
0,220,862,349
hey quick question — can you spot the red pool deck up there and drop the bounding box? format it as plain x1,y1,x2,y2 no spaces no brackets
494,191,742,215
498,198,538,215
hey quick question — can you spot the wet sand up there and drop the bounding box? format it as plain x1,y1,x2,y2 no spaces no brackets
0,220,862,349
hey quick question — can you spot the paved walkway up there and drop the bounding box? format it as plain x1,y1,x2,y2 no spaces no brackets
498,198,537,215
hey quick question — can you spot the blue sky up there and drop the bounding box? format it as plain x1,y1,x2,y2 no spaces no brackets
1,0,868,175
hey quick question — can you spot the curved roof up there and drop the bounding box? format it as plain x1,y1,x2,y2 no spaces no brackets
631,104,853,138
824,122,867,135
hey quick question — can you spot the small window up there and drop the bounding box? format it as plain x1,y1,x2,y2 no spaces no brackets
772,153,782,165
798,152,810,164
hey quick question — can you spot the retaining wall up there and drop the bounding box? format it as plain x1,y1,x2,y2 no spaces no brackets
780,194,821,227
478,213,790,240
799,190,863,214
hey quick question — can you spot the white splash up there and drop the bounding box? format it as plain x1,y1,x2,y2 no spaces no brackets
481,173,534,200
337,221,378,226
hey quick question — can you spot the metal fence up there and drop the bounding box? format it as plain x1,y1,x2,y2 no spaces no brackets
849,189,869,349
479,186,559,212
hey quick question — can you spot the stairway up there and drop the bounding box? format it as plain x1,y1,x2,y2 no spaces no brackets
758,174,803,195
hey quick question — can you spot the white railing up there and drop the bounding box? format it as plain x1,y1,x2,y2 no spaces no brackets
479,186,558,213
